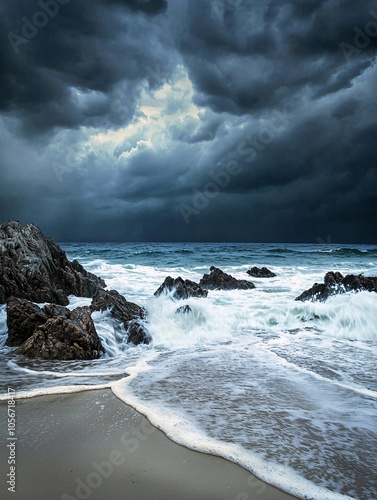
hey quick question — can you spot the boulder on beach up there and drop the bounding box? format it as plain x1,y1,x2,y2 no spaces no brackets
154,276,208,300
6,297,48,347
14,306,103,360
0,221,106,306
91,288,149,345
199,266,255,290
247,266,276,278
295,271,377,302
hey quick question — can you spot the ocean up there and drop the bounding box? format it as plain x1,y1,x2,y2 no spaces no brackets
1,242,376,500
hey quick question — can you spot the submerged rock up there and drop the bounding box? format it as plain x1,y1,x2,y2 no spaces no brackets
175,305,192,314
295,271,377,302
199,266,255,290
247,266,276,278
154,276,208,300
14,306,103,360
91,288,149,345
0,221,106,305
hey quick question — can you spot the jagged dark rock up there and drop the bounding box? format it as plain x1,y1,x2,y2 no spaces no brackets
14,306,103,360
0,221,106,305
42,303,71,319
199,266,255,291
6,297,48,347
91,288,149,345
175,305,192,314
295,271,377,302
7,297,105,359
342,274,377,292
324,271,344,286
154,276,208,300
91,288,146,323
247,266,276,278
127,321,150,345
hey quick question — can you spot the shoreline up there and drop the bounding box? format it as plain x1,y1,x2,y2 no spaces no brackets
0,389,298,500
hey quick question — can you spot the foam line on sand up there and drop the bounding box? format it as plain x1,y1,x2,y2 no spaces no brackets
0,389,297,500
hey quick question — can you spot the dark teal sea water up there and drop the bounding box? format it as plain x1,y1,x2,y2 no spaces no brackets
1,243,377,499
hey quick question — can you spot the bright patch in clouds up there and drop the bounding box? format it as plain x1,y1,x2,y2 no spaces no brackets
91,65,203,157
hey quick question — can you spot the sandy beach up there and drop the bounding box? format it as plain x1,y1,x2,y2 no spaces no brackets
0,389,297,500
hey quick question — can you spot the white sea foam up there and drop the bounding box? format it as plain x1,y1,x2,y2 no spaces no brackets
145,295,234,348
6,360,127,379
321,291,377,340
0,383,112,401
111,350,360,500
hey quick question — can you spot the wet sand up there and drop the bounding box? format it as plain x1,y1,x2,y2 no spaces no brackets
0,389,297,500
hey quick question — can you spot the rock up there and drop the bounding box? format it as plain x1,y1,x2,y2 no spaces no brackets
15,306,103,360
91,288,149,345
324,271,344,286
199,266,255,290
91,288,146,323
296,282,327,302
7,297,105,359
0,284,5,304
42,303,71,319
247,266,276,278
6,297,48,347
6,298,78,348
175,305,192,314
154,276,208,300
127,321,150,345
342,274,377,292
0,221,106,306
295,271,377,302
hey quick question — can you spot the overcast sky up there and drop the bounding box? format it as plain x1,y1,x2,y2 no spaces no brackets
1,0,376,243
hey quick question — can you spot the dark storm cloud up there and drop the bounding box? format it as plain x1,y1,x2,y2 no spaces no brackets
178,0,377,115
0,0,376,242
1,0,172,135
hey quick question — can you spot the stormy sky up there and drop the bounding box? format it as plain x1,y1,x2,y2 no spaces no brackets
1,0,376,243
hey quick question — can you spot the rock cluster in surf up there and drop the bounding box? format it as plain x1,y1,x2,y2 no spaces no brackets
154,266,256,300
1,221,148,359
295,271,377,302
